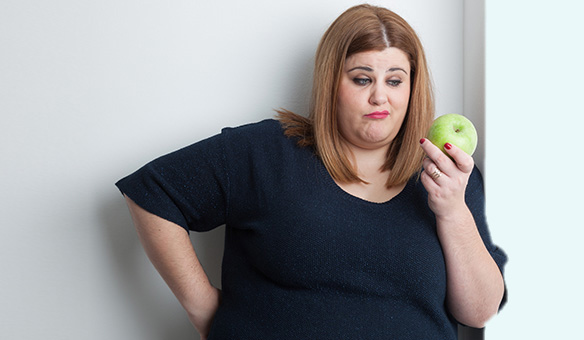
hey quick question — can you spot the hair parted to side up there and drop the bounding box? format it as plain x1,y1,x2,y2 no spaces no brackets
277,4,434,188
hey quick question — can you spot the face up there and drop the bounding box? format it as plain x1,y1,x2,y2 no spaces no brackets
336,47,411,152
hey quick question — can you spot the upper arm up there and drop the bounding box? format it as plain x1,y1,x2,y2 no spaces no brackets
123,194,191,248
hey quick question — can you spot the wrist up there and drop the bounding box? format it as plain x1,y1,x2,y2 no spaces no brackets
184,286,221,338
434,204,481,247
433,202,470,224
183,284,220,314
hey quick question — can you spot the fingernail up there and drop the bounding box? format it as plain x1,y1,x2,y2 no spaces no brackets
420,138,425,144
444,143,452,150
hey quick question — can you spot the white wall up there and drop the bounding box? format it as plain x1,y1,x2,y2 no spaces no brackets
1,1,473,338
463,0,486,171
485,0,584,338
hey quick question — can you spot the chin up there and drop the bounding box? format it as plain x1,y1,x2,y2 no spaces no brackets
361,130,393,146
356,137,393,150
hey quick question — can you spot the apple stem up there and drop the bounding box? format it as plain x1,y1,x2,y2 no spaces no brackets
455,129,460,133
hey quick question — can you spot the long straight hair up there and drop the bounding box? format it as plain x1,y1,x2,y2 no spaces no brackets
278,4,434,188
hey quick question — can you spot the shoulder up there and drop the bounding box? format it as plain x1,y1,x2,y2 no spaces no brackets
221,118,284,139
220,118,308,154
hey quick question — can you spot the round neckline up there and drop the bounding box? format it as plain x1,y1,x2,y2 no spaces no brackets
316,160,413,206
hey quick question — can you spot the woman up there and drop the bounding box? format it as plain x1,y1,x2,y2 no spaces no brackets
116,4,507,339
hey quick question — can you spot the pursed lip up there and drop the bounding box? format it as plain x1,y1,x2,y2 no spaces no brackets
364,110,389,119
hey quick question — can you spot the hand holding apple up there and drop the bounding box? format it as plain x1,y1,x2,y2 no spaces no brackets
427,114,478,157
419,119,476,218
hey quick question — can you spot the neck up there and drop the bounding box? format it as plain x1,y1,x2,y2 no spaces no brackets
335,142,405,202
341,141,390,179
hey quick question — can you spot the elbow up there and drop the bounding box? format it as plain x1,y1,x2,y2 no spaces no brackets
457,313,492,329
450,275,506,328
453,303,499,329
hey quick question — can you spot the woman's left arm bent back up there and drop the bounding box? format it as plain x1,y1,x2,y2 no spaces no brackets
419,139,505,328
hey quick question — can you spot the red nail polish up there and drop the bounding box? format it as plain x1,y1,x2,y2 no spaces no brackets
444,143,452,150
420,138,425,144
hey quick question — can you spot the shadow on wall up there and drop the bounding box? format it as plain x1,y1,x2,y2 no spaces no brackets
100,194,225,340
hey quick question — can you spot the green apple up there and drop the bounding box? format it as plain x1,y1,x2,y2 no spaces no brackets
427,113,478,156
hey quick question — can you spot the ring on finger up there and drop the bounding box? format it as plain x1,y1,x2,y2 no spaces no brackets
431,167,442,180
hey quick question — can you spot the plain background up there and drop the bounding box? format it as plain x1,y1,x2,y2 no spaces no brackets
484,0,583,338
1,0,581,339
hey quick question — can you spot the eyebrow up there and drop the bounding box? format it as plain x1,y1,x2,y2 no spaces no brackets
347,66,408,75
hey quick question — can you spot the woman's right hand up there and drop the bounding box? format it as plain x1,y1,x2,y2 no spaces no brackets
123,196,222,340
187,286,222,340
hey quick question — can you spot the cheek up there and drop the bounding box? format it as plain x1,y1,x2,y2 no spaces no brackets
336,85,355,110
336,89,360,122
336,106,355,136
391,88,411,112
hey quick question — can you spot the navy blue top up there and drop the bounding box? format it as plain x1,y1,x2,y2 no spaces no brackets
116,119,507,339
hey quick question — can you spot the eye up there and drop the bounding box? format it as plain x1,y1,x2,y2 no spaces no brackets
387,79,403,87
352,77,371,86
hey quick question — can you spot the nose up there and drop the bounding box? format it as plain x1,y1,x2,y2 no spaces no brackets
369,82,388,106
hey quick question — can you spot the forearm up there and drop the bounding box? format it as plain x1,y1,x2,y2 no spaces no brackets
436,205,504,328
124,196,218,318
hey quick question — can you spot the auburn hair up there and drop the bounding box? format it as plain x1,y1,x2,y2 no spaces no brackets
277,4,434,188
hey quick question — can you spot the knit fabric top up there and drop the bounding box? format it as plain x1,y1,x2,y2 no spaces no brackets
115,119,507,339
